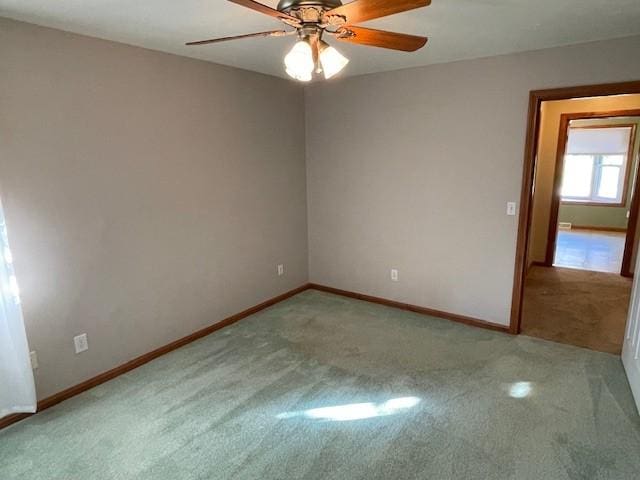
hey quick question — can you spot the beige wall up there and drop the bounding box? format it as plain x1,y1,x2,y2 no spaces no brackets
529,97,640,266
0,18,308,399
3,17,640,400
306,35,640,326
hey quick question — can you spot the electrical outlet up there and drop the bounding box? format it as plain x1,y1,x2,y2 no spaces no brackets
29,351,38,370
74,333,88,354
277,264,284,276
507,202,517,216
391,269,399,282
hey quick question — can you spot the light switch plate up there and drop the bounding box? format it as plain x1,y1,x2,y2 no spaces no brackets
30,351,38,370
507,202,517,216
74,333,88,354
391,269,399,282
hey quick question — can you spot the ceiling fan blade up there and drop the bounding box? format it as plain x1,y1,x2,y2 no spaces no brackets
227,0,299,23
324,0,430,25
186,30,288,46
336,26,427,52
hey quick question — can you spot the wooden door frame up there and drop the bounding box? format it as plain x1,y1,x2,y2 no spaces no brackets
545,113,640,275
509,80,640,335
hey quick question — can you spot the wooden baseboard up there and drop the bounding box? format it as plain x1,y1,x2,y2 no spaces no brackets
0,284,311,431
570,225,627,233
308,283,510,334
527,260,550,273
1,282,510,431
530,261,547,267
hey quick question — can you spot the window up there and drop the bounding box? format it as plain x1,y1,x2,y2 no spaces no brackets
560,125,634,205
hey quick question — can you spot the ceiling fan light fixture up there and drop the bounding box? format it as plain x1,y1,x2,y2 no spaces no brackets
187,0,430,82
319,41,349,79
286,67,312,82
284,39,314,82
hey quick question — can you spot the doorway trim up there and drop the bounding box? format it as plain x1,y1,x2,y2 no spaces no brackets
509,80,640,335
545,112,640,275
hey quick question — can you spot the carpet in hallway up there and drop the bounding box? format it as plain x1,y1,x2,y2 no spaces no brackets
522,266,632,354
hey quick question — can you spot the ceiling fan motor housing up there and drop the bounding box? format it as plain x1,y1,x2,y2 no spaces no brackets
277,0,343,14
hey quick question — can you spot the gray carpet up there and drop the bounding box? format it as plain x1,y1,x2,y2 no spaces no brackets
1,290,639,479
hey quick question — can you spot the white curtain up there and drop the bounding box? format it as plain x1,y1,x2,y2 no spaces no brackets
0,201,36,418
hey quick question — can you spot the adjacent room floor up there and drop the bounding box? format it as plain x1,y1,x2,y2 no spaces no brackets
522,265,632,354
1,290,639,479
554,229,626,273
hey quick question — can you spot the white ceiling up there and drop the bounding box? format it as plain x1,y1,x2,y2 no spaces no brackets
2,0,640,80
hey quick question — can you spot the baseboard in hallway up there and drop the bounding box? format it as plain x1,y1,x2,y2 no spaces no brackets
570,225,627,233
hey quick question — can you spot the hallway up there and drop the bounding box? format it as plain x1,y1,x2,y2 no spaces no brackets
522,265,632,354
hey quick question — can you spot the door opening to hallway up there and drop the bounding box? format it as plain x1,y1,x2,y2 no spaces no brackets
551,120,638,276
518,94,640,354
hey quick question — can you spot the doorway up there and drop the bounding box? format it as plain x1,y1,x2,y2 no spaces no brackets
546,112,640,276
510,81,640,354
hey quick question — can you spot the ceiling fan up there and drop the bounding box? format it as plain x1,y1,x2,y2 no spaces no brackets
186,0,431,81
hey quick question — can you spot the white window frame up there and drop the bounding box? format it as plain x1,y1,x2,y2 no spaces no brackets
560,124,635,207
561,153,628,205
